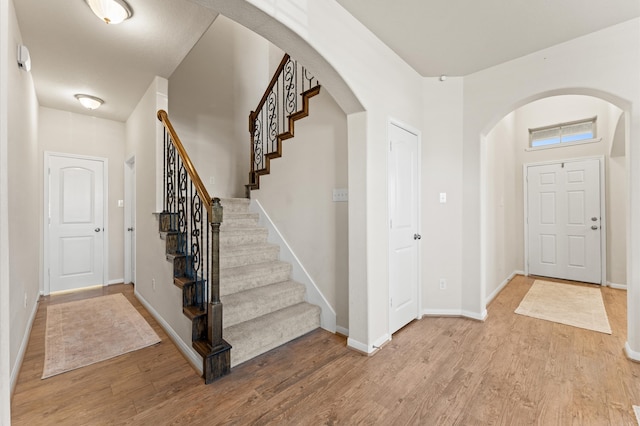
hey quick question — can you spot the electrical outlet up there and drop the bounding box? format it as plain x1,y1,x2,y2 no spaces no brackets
439,278,447,290
332,188,348,202
439,192,447,204
152,278,156,291
209,176,215,185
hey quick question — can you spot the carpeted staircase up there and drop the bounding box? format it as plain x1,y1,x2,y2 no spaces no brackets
162,198,321,368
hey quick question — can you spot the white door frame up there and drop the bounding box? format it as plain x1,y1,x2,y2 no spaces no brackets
43,151,109,295
124,155,135,285
523,155,606,285
387,117,422,336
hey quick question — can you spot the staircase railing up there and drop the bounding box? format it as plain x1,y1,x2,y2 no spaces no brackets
247,54,321,191
157,109,231,383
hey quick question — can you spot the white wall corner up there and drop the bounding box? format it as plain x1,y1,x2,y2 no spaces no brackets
134,289,202,374
155,76,169,213
625,341,640,362
461,309,488,321
249,199,337,333
335,325,349,336
10,297,38,394
486,270,524,305
347,333,390,355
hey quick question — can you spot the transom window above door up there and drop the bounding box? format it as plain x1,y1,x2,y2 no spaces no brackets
528,116,599,150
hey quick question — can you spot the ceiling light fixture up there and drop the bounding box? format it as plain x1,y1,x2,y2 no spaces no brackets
85,0,133,24
75,94,104,110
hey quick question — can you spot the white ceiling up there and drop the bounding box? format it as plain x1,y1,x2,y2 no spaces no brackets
336,0,640,77
14,0,217,122
13,0,640,122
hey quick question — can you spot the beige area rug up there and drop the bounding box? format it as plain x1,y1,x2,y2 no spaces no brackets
515,280,612,334
42,293,161,379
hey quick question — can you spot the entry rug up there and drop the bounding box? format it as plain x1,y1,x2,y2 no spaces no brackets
42,293,161,378
515,280,611,334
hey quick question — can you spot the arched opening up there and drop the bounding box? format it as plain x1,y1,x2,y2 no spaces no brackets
480,89,631,315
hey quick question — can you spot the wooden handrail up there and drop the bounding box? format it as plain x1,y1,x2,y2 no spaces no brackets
157,109,213,220
249,53,291,122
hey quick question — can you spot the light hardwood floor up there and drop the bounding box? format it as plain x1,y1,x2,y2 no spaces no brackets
11,276,640,425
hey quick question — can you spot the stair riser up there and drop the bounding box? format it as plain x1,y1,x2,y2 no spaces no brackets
220,231,268,247
220,269,292,296
219,199,250,213
221,248,280,269
226,304,321,367
221,218,259,229
222,286,306,328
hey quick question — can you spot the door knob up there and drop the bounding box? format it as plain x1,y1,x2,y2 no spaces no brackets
94,228,101,232
414,234,422,240
591,225,599,230
591,217,598,221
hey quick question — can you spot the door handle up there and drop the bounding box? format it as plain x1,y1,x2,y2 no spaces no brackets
414,234,421,240
591,225,599,230
591,217,598,222
94,228,101,232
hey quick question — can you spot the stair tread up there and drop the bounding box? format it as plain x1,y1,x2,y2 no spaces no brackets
224,302,320,366
183,305,206,320
174,276,194,288
222,280,306,327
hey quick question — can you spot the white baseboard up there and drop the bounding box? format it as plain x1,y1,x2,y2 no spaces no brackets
422,308,488,321
347,337,369,353
11,296,39,394
486,270,523,305
134,289,203,374
108,278,124,285
608,282,627,290
462,309,488,321
625,341,640,362
347,333,390,355
250,199,337,333
335,325,349,336
422,309,464,317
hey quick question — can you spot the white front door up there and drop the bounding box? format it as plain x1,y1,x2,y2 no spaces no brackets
388,122,420,334
527,158,602,284
48,154,106,293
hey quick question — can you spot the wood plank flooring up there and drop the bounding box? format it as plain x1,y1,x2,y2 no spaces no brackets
11,276,640,425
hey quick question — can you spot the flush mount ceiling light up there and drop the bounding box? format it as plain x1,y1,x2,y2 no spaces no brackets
85,0,133,24
75,94,104,110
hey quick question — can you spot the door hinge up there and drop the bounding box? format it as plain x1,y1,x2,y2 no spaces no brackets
390,298,393,307
390,219,393,229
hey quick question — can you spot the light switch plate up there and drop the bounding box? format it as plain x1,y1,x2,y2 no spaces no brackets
333,188,348,202
439,192,447,204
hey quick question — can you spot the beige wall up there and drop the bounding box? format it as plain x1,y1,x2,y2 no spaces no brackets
125,77,201,367
169,15,270,198
7,0,39,387
485,95,626,298
251,89,349,330
38,107,126,284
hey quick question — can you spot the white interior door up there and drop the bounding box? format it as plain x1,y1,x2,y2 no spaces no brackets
389,122,420,334
48,155,106,293
527,158,602,284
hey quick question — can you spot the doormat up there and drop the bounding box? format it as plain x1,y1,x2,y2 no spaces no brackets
515,280,611,334
42,293,161,378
